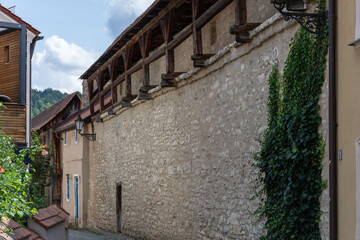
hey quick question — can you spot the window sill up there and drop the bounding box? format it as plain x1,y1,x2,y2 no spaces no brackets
348,38,360,48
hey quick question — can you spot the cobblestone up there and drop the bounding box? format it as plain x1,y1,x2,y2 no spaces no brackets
69,229,133,240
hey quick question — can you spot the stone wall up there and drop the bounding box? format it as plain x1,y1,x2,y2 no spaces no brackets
84,9,329,240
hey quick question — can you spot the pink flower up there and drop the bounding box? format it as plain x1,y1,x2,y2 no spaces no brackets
0,167,4,173
42,145,47,149
42,150,48,156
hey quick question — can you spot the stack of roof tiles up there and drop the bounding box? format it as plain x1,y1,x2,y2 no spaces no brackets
0,217,43,240
32,205,69,230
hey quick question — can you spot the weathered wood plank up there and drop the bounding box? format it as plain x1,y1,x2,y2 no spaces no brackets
0,104,26,143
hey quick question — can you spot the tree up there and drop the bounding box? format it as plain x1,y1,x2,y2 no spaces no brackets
31,88,67,117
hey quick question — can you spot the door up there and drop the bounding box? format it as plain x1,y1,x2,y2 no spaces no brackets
74,176,79,219
116,184,122,233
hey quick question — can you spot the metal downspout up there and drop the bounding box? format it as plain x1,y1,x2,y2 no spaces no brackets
328,0,337,238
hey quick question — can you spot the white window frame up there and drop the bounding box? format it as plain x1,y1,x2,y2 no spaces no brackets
352,0,360,47
357,0,360,39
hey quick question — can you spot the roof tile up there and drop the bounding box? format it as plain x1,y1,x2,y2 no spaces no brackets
0,4,40,35
32,205,69,229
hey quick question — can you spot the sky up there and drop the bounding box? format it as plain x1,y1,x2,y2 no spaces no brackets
0,0,154,93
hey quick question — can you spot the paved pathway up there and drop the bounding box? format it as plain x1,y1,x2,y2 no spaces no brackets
69,229,134,240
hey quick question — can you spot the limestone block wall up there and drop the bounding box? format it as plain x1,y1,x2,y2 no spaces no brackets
85,13,329,240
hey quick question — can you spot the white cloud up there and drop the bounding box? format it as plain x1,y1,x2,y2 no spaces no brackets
33,35,99,93
107,0,154,16
105,0,155,37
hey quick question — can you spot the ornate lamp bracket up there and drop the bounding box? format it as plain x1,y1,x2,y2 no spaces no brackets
273,3,328,35
79,133,96,142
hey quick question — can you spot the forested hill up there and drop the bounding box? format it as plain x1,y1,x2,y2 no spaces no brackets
31,89,67,117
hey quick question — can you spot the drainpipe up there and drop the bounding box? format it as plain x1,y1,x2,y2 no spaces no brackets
328,0,337,238
30,36,44,60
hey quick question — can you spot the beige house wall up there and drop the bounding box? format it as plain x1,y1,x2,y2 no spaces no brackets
60,129,89,228
337,0,360,238
83,6,330,240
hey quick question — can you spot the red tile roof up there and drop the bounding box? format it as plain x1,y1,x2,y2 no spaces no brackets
31,92,81,131
26,229,43,240
32,205,69,229
0,4,40,36
0,216,31,240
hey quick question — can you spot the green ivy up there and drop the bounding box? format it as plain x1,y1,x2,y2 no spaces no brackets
253,3,328,239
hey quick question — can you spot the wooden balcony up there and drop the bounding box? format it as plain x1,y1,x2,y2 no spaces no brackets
0,103,26,144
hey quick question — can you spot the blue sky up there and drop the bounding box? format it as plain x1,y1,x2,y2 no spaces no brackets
0,0,154,93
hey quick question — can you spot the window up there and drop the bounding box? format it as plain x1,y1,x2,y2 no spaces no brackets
4,46,9,63
210,21,217,46
357,0,360,39
66,175,70,201
75,130,78,143
350,0,360,47
64,132,67,145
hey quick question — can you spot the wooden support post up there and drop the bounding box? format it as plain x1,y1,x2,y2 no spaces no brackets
160,9,183,87
88,79,95,116
96,73,104,112
236,0,247,26
138,30,156,100
108,58,118,105
230,0,261,43
192,0,202,55
121,45,136,107
191,0,214,67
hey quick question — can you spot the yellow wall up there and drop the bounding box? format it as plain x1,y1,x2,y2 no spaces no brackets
337,0,360,238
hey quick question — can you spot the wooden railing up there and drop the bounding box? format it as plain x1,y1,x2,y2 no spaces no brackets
0,103,26,144
85,0,262,117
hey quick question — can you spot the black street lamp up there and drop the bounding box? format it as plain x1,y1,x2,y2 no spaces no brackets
270,0,327,34
75,115,96,141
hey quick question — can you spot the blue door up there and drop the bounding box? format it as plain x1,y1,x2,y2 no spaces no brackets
74,176,79,218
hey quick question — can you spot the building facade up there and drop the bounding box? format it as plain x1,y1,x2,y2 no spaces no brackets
0,5,41,147
53,107,93,228
337,0,360,238
31,92,82,205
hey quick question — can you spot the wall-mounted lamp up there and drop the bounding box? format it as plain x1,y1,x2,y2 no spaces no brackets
270,0,327,34
75,115,96,141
